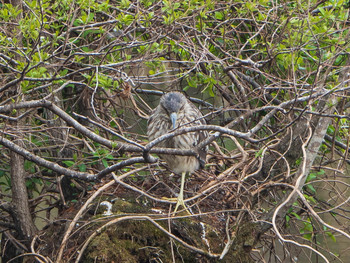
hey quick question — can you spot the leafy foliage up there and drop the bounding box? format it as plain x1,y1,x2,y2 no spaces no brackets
1,0,350,262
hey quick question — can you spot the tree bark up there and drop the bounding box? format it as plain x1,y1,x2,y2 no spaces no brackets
10,147,37,240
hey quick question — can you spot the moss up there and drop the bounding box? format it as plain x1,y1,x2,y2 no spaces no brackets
83,198,257,262
112,198,149,214
84,232,137,263
219,222,258,263
82,220,174,262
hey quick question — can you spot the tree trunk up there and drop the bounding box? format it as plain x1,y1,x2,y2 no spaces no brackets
10,148,37,240
2,1,37,261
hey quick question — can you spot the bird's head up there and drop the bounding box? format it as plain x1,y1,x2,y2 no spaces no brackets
160,92,186,129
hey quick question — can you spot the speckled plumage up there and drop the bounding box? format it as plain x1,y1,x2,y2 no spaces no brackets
147,92,208,174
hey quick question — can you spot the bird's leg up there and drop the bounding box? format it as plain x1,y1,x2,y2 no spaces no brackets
174,171,190,214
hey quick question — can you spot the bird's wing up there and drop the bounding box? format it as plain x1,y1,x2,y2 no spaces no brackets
188,102,208,168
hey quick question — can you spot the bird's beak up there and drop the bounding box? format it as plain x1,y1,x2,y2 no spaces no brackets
170,112,177,129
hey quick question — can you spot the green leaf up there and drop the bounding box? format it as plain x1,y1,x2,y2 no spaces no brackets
303,233,312,240
78,164,87,172
245,2,256,11
215,11,224,20
318,7,326,16
306,184,316,193
326,231,336,242
306,172,317,183
304,194,317,204
255,148,264,158
63,160,75,167
24,160,35,173
120,0,130,9
318,169,325,175
285,215,290,223
290,212,301,220
106,154,114,160
102,159,109,168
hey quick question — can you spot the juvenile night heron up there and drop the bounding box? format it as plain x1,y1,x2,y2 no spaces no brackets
147,92,208,212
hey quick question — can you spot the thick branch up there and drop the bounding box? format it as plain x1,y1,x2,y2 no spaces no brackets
0,135,95,180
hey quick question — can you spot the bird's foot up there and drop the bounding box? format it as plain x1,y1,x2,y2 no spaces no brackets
173,192,191,215
161,196,191,214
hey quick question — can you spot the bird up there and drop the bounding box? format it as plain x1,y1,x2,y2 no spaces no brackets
147,91,208,213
